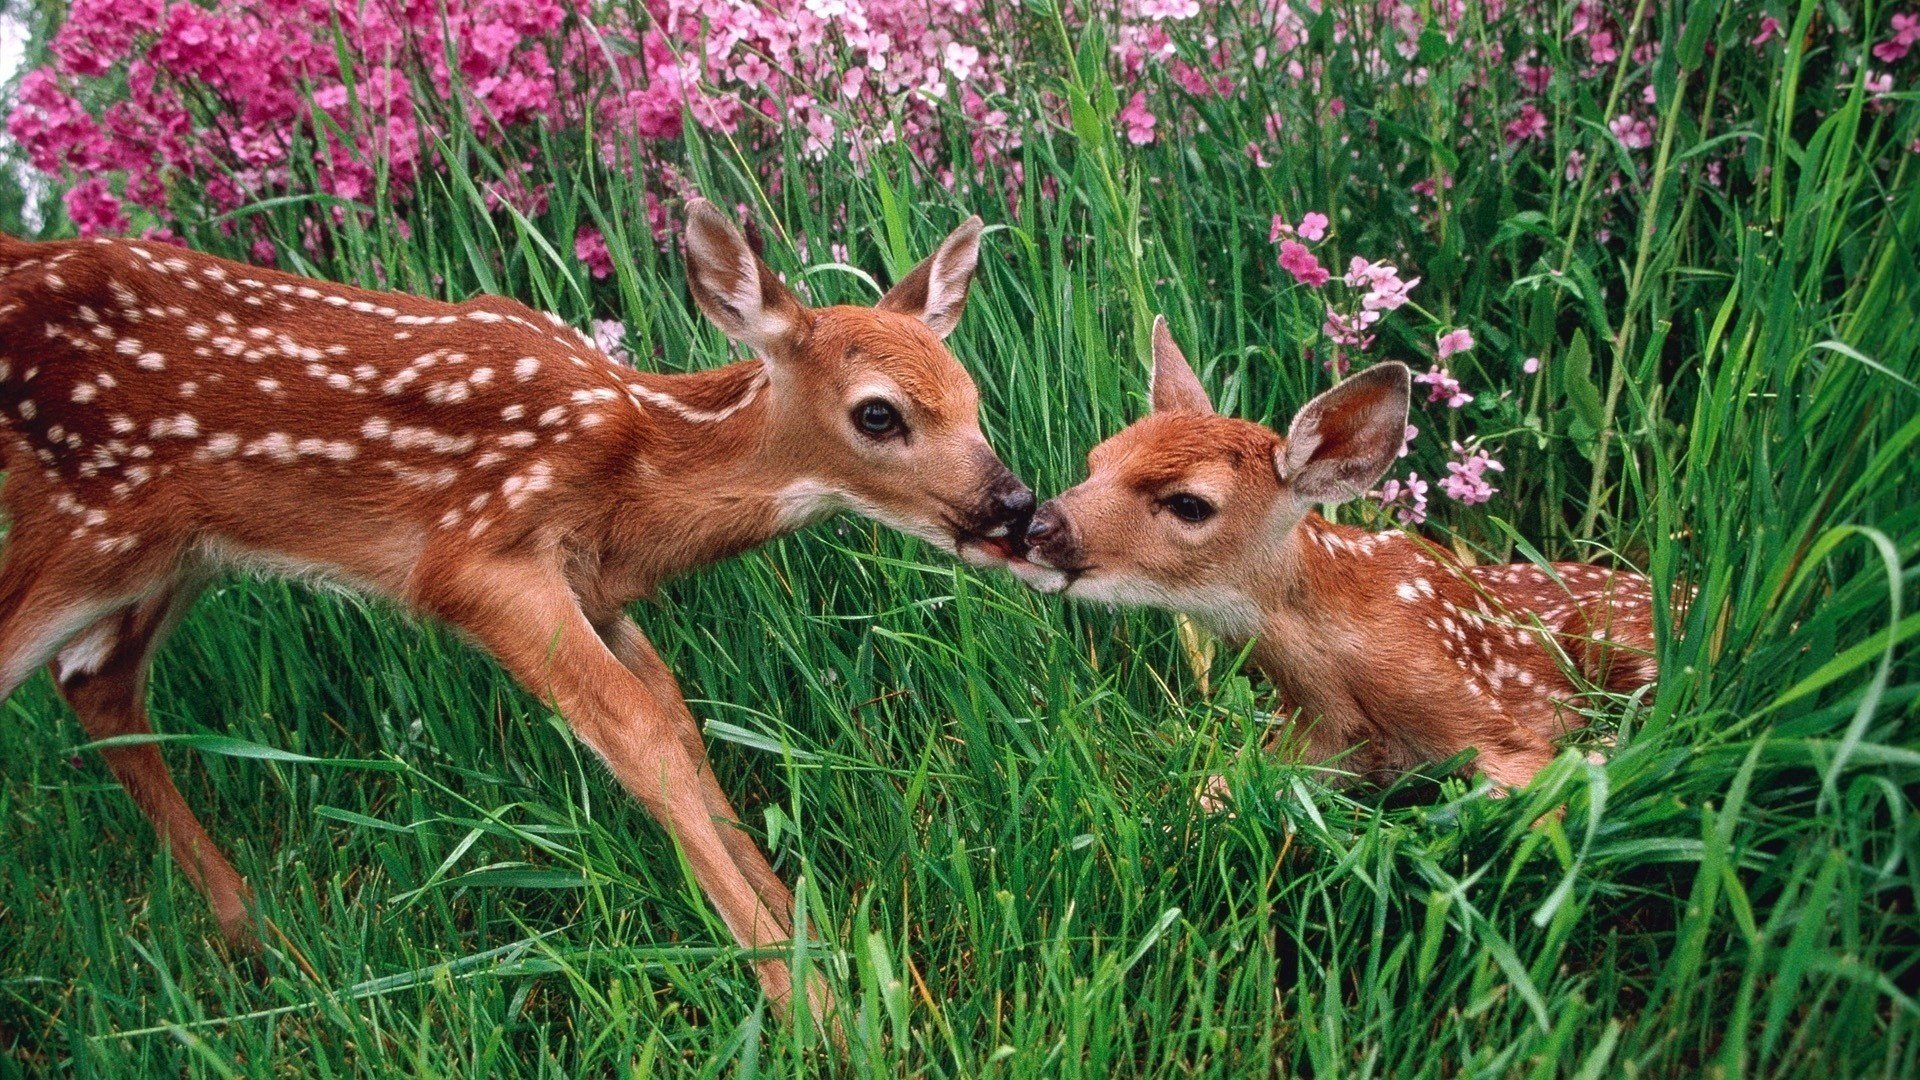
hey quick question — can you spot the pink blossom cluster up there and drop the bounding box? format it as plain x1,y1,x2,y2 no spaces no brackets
1378,472,1430,525
1266,213,1419,357
11,0,584,237
9,0,1048,241
1437,441,1505,505
1873,12,1920,63
1262,213,1505,519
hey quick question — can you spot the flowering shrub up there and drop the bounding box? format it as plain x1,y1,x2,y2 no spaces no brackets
8,0,1914,533
10,0,1039,244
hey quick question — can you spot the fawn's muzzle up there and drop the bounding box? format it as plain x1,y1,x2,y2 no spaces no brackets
954,468,1035,563
1022,502,1085,574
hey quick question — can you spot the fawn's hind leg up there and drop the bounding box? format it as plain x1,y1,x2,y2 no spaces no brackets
1472,722,1559,792
0,524,152,699
599,615,797,935
51,574,257,947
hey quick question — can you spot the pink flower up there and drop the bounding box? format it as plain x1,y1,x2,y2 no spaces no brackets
734,54,773,86
1505,103,1548,145
1140,0,1200,19
1438,442,1504,505
1345,257,1419,311
51,0,164,77
249,238,278,265
575,225,615,280
1270,214,1290,242
1378,472,1429,524
1171,61,1215,96
1323,305,1380,347
1118,91,1157,145
1751,15,1781,47
1523,356,1541,374
1436,327,1475,359
1588,29,1618,66
943,42,981,82
1873,13,1919,62
1565,148,1588,181
1514,58,1553,93
1296,212,1329,242
1865,71,1894,97
1278,240,1331,286
1397,422,1418,457
6,70,107,173
64,178,127,235
1610,114,1655,150
1415,364,1474,408
591,319,631,365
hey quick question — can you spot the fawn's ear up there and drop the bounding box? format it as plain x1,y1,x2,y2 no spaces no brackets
1149,315,1214,414
683,198,809,355
876,216,984,338
1277,362,1411,504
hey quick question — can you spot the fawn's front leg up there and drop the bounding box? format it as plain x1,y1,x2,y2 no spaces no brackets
414,555,819,1017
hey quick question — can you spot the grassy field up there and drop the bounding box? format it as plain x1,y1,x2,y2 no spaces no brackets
3,2,1918,1075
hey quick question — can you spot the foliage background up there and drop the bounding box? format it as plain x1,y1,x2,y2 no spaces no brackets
1,0,1917,1074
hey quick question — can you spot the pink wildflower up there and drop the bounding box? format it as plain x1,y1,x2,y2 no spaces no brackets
591,319,631,365
1610,114,1655,150
1345,257,1419,311
1378,472,1429,525
1438,442,1504,505
1505,103,1548,145
1296,212,1329,242
1873,13,1919,63
1278,240,1331,286
575,225,615,280
63,178,127,235
1588,29,1618,66
1323,306,1380,347
51,0,164,77
1514,58,1553,93
1118,91,1158,145
1415,365,1474,409
1752,15,1781,47
1436,328,1475,359
1523,356,1541,374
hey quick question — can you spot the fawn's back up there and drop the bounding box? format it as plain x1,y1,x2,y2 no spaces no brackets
0,235,734,592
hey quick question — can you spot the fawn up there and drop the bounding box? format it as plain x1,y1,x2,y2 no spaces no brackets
0,201,1035,1017
1014,317,1663,790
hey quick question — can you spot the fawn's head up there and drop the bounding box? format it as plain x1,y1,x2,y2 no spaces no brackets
682,200,1032,565
1015,317,1410,628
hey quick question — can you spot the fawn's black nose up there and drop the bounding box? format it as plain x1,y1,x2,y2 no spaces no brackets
992,485,1036,528
1025,503,1062,545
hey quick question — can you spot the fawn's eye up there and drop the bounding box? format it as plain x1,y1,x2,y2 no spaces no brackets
852,399,905,439
1163,493,1215,524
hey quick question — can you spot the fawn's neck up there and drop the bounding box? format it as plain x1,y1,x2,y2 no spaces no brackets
1236,512,1401,669
588,358,838,594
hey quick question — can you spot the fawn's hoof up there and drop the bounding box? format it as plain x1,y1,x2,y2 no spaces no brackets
1195,774,1235,816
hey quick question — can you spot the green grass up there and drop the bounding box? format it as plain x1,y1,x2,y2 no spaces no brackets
3,3,1918,1075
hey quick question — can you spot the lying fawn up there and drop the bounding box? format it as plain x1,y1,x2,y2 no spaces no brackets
1014,317,1662,790
0,201,1034,1015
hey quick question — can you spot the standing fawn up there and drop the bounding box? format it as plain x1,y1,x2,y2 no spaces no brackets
0,200,1035,1018
1014,317,1664,790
